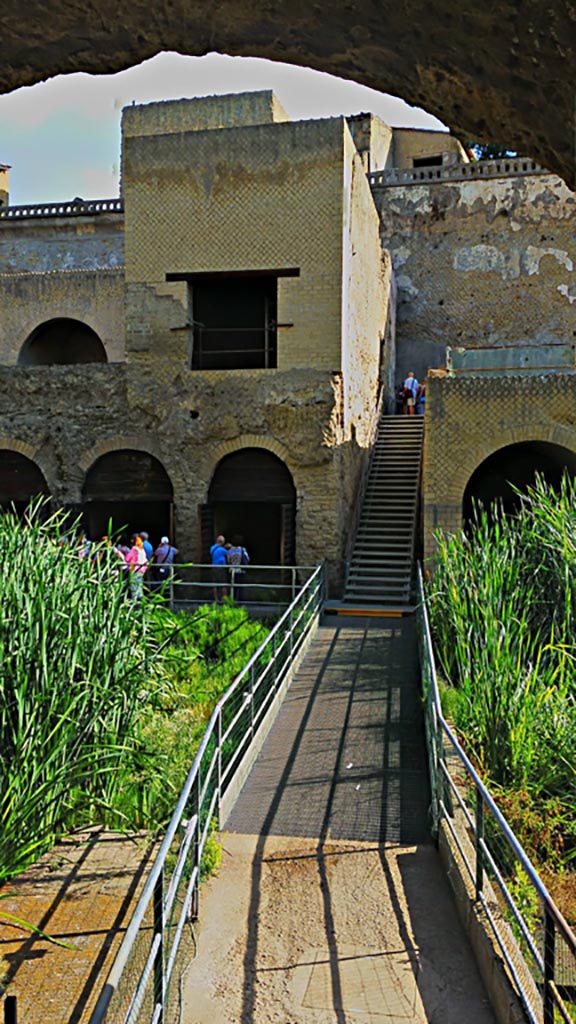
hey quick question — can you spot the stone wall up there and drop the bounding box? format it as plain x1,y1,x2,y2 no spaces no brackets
0,213,124,274
390,128,466,169
374,173,576,383
0,363,361,589
423,370,576,557
0,270,125,363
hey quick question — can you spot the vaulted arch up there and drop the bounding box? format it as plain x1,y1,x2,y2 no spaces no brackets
463,440,576,522
202,447,296,565
0,450,50,514
0,3,571,183
19,318,107,366
82,448,173,544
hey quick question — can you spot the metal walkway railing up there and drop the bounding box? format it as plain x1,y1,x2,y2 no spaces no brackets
146,562,318,610
417,566,576,1024
87,564,325,1024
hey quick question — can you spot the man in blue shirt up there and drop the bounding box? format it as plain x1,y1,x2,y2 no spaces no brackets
403,372,419,416
210,534,228,602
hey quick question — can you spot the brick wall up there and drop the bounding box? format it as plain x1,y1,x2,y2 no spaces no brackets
423,370,576,557
0,270,125,363
122,116,346,371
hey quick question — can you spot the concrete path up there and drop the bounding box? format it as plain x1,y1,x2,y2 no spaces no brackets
183,617,496,1023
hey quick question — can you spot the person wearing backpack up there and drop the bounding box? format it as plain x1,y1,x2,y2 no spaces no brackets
403,372,419,416
226,534,250,601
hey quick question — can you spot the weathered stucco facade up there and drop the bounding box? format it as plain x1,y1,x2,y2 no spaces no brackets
374,169,576,380
0,89,575,587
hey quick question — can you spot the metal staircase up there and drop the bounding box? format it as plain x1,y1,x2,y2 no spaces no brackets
343,415,424,606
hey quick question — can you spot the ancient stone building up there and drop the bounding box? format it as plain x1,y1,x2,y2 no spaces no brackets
0,89,574,587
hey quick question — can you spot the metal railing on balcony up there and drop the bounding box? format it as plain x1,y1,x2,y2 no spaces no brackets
191,326,277,370
87,563,325,1024
417,566,576,1024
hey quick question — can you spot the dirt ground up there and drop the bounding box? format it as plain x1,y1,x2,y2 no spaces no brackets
0,828,156,1024
183,833,497,1024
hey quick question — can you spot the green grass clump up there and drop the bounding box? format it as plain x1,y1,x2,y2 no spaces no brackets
426,474,576,863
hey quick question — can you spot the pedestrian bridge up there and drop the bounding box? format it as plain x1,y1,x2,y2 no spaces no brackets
87,566,576,1024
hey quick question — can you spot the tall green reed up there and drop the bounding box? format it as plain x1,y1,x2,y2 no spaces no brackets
427,476,576,802
0,502,160,882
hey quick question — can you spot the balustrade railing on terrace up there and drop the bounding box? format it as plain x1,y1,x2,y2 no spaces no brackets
88,564,325,1024
417,566,576,1024
0,198,123,219
368,156,548,188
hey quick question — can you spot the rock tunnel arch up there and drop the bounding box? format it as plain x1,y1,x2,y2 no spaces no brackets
18,319,108,366
0,450,50,514
202,447,296,565
0,5,572,185
462,440,576,523
82,449,174,544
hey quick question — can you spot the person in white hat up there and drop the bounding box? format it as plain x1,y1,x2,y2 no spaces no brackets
153,536,179,589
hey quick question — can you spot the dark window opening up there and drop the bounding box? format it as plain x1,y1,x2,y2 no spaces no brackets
191,278,277,370
413,155,443,168
19,318,107,366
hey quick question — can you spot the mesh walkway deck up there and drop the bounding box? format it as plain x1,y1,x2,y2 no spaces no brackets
225,615,430,844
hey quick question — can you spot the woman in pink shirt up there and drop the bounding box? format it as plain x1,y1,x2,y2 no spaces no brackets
125,535,148,599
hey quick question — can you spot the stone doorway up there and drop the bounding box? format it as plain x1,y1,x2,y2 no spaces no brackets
82,449,174,547
202,448,296,565
0,450,50,515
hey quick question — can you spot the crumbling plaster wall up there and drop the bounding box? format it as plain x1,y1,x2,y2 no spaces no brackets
0,215,124,275
0,270,125,363
339,128,392,557
374,173,576,383
423,371,576,558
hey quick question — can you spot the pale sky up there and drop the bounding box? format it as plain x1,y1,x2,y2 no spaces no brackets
0,52,447,206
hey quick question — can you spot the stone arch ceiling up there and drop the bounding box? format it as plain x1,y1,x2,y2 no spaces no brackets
3,1,574,186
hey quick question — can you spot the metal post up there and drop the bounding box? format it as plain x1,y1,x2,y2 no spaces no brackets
4,997,17,1024
217,710,222,817
543,907,556,1024
271,630,277,691
475,796,484,900
291,567,296,602
250,665,255,737
192,772,201,921
153,868,164,1022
